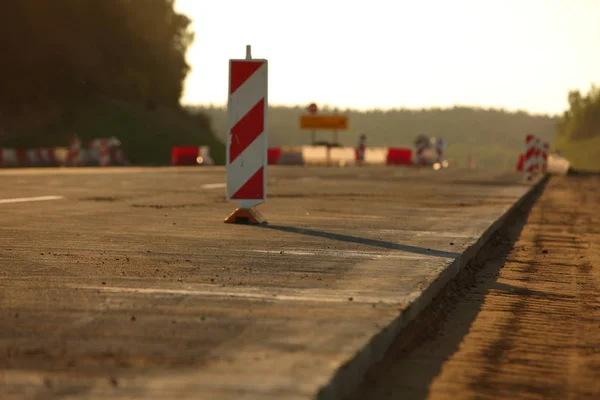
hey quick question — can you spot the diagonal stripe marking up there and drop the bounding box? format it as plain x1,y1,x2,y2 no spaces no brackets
229,99,264,164
231,166,263,199
230,61,264,94
227,134,266,199
227,63,267,130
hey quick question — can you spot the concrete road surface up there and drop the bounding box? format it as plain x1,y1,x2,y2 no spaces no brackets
0,166,539,399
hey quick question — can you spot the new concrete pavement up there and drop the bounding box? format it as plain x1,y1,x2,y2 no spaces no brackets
0,166,542,399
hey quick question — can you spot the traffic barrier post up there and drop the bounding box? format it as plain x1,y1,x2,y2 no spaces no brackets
224,45,268,224
524,135,538,180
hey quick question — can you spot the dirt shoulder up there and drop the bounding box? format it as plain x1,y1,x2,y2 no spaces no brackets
352,175,600,400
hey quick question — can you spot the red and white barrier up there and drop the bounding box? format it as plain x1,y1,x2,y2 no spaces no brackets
516,153,525,172
535,136,542,174
435,137,447,166
0,136,125,168
0,149,18,167
541,142,549,172
363,147,388,165
225,46,268,224
547,153,570,175
414,135,429,165
357,135,366,164
386,148,413,165
524,135,540,179
518,141,569,176
301,146,329,165
412,135,446,167
88,137,122,166
171,146,214,166
67,136,83,167
329,147,356,166
517,140,551,173
89,139,111,167
112,147,126,165
267,146,413,166
30,148,57,166
64,136,127,167
0,148,62,167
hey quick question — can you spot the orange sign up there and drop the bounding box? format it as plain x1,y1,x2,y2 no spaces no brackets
300,115,348,130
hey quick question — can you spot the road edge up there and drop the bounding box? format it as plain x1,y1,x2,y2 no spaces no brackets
316,174,550,400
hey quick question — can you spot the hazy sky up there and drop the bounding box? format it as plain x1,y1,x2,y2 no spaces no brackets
174,0,599,115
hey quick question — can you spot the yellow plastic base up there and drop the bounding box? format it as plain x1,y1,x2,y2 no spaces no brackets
224,208,267,225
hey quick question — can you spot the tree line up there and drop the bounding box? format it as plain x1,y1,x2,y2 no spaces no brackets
0,0,196,141
556,84,600,141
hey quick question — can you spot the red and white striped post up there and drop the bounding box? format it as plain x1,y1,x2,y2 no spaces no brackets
89,138,120,167
224,45,268,224
99,140,110,167
89,139,108,166
524,134,538,180
69,136,82,167
414,135,428,165
435,137,447,167
25,148,55,167
356,134,366,165
536,140,541,173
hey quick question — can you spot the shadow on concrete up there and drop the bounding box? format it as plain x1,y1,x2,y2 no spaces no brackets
348,178,548,400
259,224,460,259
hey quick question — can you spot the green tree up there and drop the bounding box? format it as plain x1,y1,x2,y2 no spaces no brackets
0,0,223,165
0,0,194,118
557,84,600,141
